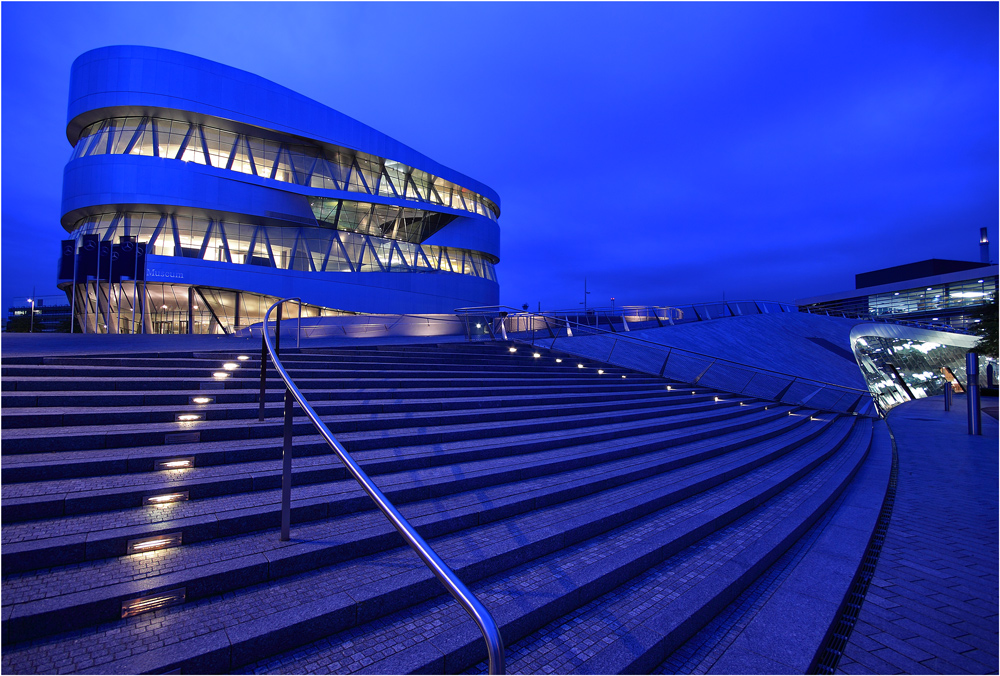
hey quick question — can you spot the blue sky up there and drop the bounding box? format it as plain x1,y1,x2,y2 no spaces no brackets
2,2,996,313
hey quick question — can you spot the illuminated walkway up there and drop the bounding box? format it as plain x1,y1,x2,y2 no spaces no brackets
836,396,998,675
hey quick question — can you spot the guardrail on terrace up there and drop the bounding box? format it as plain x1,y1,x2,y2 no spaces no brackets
456,305,879,418
259,298,505,674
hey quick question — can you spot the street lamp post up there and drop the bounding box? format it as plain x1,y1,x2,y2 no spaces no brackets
28,286,36,333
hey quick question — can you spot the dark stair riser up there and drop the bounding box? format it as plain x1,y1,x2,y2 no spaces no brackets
73,420,868,676
1,416,845,644
0,389,733,430
1,396,750,455
3,411,816,569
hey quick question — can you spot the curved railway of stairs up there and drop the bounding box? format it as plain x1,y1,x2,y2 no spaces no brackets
0,342,889,674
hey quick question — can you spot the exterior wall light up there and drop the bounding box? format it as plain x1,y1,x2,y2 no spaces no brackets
190,396,214,404
143,491,189,506
126,532,183,554
155,457,194,470
175,413,203,422
121,588,186,619
237,355,250,361
222,362,238,370
212,371,230,379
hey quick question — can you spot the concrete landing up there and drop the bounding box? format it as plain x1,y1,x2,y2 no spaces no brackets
837,396,999,675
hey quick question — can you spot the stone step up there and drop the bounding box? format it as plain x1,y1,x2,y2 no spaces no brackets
0,370,658,394
0,385,708,430
0,414,845,646
3,405,786,502
0,392,753,455
0,417,865,674
2,409,813,571
0,379,674,410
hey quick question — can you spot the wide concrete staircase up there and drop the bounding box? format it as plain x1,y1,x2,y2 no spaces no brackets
0,342,888,674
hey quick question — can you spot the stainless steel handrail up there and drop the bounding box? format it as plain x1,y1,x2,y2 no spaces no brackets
260,298,505,674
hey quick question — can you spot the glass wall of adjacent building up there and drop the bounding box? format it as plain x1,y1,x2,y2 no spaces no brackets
853,334,997,413
802,276,996,331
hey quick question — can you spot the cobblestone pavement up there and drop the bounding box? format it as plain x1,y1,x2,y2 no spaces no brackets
837,397,998,675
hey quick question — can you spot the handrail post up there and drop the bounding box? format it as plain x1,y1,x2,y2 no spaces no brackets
275,303,283,355
258,326,267,422
280,386,294,541
297,299,302,348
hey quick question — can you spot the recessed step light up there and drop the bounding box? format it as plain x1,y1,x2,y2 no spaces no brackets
555,359,562,363
155,456,194,470
212,371,230,379
508,347,517,353
126,532,183,555
121,588,186,619
143,491,189,506
237,355,250,361
189,395,215,404
175,413,204,422
222,362,239,370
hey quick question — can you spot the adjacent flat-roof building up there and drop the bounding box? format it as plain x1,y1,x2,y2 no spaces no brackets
58,46,501,334
797,258,997,331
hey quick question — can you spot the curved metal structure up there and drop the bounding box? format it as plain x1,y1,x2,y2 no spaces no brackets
260,299,504,674
58,46,500,334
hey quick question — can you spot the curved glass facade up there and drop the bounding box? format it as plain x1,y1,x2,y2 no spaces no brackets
70,211,498,281
70,116,499,221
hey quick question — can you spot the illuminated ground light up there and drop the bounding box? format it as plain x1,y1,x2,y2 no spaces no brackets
121,588,186,619
237,355,250,361
509,347,517,353
175,413,204,422
212,371,230,379
190,396,215,405
126,532,183,555
222,362,239,370
143,491,190,506
155,457,194,471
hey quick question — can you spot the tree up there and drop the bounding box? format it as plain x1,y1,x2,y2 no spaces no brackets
971,297,998,358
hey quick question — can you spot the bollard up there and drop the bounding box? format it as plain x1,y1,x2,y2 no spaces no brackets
966,352,981,436
944,382,952,411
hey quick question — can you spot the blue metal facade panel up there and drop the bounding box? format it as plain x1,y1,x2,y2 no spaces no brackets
67,46,500,209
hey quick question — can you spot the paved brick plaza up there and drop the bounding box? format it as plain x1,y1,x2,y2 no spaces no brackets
837,397,999,675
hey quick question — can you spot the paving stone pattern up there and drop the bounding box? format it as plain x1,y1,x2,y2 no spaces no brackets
2,342,883,674
836,397,999,675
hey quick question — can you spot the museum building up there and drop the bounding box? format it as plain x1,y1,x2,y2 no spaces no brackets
57,46,501,334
